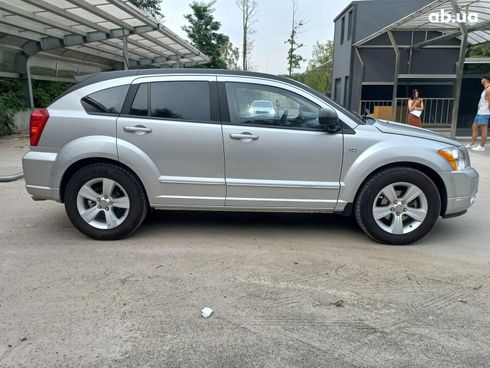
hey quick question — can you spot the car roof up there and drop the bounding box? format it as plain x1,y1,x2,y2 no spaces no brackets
55,68,304,103
51,68,362,129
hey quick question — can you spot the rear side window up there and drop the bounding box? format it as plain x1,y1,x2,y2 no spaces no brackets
130,84,148,116
150,81,210,121
81,85,129,115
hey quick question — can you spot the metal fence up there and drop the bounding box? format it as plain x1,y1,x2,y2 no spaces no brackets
360,98,454,128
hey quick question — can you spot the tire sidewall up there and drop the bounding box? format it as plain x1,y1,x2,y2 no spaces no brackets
64,164,147,240
357,168,441,245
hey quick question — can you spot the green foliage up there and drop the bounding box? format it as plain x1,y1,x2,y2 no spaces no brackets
221,38,240,70
282,41,334,95
0,79,26,136
304,41,334,94
129,0,163,19
183,1,229,69
469,42,490,57
285,20,306,77
33,80,73,108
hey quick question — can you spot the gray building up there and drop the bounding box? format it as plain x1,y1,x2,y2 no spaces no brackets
332,0,490,136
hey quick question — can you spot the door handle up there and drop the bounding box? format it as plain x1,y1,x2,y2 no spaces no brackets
229,132,259,140
123,125,152,134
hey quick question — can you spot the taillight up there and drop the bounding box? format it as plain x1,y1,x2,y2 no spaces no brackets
30,108,49,146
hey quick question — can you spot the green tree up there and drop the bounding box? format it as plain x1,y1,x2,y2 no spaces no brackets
304,41,334,94
285,1,306,77
129,0,163,19
183,1,229,69
221,38,240,70
469,42,490,57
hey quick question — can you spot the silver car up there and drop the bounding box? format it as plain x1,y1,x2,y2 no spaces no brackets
22,69,479,244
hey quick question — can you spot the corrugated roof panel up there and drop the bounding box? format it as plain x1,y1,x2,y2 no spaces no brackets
0,0,209,72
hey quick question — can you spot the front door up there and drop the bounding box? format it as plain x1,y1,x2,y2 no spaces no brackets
117,75,225,207
220,79,343,210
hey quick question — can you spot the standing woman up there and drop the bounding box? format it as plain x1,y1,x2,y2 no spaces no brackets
407,89,424,127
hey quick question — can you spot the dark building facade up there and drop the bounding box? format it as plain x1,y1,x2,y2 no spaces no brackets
332,0,488,134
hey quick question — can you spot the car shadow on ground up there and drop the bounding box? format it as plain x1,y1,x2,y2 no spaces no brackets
142,210,361,234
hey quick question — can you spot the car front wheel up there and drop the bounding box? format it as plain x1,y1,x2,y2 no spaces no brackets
355,167,441,245
64,163,148,240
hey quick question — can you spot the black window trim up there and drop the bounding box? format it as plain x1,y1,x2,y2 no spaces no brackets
119,80,220,125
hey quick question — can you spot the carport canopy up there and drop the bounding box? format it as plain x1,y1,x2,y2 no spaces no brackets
354,0,490,47
0,0,209,106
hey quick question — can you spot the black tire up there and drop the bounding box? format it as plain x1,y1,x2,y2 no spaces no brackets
64,163,148,240
354,167,441,245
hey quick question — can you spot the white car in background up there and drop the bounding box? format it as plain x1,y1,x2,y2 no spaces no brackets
249,100,276,116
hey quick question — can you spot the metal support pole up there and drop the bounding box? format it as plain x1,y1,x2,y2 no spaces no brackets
354,47,365,114
450,35,468,139
449,0,468,139
388,31,400,121
26,54,35,108
122,35,129,70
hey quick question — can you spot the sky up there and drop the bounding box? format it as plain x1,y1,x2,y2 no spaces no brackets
161,0,351,75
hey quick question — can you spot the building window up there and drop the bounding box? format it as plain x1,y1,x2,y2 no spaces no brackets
334,78,341,103
344,76,350,107
347,10,353,41
340,16,345,45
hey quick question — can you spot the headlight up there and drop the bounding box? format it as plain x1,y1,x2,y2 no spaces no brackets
438,147,466,171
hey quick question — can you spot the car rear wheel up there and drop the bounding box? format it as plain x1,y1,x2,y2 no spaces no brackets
355,167,441,245
64,163,148,240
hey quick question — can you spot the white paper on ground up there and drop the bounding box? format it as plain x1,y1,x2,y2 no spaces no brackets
201,307,214,318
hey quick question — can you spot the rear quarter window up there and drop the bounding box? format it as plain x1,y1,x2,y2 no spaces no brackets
81,85,129,115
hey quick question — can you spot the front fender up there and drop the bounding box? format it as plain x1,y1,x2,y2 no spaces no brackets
338,131,452,205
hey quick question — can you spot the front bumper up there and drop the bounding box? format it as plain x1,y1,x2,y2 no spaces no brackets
440,167,479,216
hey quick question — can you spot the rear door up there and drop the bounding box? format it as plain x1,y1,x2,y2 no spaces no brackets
218,77,343,210
117,75,225,207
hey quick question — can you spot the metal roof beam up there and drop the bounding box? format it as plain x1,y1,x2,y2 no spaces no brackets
66,0,136,32
106,0,207,59
64,0,192,57
20,0,147,58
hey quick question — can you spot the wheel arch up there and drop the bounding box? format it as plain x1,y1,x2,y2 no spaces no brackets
59,158,148,204
352,162,447,216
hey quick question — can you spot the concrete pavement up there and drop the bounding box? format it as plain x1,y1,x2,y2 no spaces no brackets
0,135,489,367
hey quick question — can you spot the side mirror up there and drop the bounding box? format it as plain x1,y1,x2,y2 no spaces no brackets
319,107,340,132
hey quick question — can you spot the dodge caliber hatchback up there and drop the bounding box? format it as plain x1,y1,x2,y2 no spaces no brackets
23,69,479,244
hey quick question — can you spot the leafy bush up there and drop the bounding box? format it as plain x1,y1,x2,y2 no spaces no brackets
33,80,73,108
0,78,26,136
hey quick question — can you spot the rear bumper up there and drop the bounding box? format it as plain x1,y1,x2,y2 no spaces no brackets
22,150,61,202
440,167,479,216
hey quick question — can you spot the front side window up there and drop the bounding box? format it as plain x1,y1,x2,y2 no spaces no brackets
150,81,210,121
225,82,321,130
81,85,129,115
